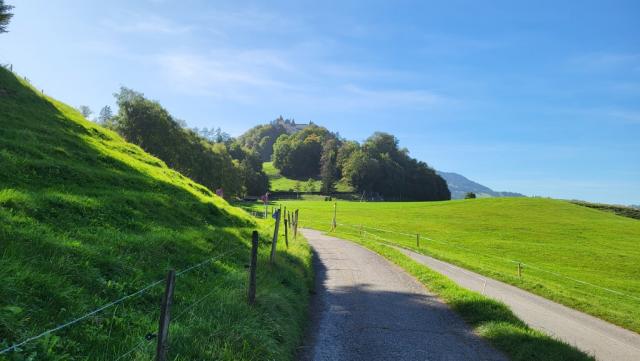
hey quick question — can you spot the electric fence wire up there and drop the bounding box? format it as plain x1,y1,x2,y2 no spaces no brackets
335,221,640,302
112,336,154,361
301,218,639,303
172,280,226,323
0,243,244,355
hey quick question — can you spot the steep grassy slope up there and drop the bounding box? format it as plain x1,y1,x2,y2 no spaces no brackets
263,161,352,192
262,198,640,333
0,68,312,360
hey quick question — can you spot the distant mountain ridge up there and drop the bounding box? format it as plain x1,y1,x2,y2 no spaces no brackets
437,171,525,199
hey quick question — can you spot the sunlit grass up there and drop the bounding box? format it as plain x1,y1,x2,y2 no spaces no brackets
0,68,312,360
257,198,640,334
263,161,352,192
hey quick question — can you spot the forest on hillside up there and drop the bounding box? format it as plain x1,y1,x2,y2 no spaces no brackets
239,119,450,201
95,93,449,201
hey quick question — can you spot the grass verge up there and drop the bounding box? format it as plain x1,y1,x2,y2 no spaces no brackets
323,227,594,361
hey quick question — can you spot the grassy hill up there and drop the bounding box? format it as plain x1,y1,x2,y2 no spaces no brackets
264,197,640,333
0,68,311,360
263,161,353,193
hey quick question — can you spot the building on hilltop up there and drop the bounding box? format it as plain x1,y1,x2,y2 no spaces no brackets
273,116,310,134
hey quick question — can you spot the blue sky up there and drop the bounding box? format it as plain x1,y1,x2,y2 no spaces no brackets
1,0,639,204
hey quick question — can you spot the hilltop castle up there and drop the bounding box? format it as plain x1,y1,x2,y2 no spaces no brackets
273,116,310,134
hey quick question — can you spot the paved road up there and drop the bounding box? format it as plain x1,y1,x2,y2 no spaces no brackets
298,229,507,361
394,247,640,361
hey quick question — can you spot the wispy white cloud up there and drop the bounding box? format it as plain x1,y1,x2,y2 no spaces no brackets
154,45,452,109
605,109,640,124
101,6,455,110
155,50,297,101
569,52,640,72
340,84,449,108
103,14,193,34
556,106,640,124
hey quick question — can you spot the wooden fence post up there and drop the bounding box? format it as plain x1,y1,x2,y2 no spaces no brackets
518,263,522,279
284,217,289,249
331,202,337,231
155,270,176,361
270,208,281,264
416,234,420,248
248,231,259,305
293,209,299,239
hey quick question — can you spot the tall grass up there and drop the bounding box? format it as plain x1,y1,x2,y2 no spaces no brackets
0,68,312,360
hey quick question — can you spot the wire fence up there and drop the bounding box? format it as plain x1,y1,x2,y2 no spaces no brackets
0,243,245,358
300,218,640,304
1,206,300,361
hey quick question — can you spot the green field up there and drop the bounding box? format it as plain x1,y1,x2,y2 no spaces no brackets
263,198,640,333
0,68,311,360
263,161,353,192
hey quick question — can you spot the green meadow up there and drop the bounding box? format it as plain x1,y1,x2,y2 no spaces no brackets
263,161,352,193
0,68,312,360
265,198,640,333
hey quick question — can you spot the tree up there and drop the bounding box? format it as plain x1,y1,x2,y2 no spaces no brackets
336,140,359,178
97,105,113,125
341,132,450,201
227,141,269,195
272,125,335,179
110,87,244,197
0,1,13,34
305,178,317,192
320,138,338,194
465,192,477,199
237,120,289,161
78,105,92,119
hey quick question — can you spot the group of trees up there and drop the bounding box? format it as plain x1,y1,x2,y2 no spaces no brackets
80,97,448,201
0,1,13,34
272,125,334,179
236,118,289,161
77,105,115,127
264,123,450,201
340,133,450,201
102,87,268,198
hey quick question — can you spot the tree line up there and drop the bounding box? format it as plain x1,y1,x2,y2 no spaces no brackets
242,123,450,201
95,88,269,198
85,89,448,201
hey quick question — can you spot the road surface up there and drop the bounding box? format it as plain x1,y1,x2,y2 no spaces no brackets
298,229,507,361
393,247,640,361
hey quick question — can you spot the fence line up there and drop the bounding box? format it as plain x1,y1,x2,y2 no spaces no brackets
0,244,243,356
0,279,165,355
113,336,155,361
303,220,640,303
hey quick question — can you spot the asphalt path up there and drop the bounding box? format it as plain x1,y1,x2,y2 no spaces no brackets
298,229,507,361
394,246,640,361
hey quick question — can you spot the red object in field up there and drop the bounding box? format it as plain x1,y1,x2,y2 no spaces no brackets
216,188,224,198
261,193,269,204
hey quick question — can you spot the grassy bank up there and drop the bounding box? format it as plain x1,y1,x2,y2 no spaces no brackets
0,68,312,360
255,198,640,334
